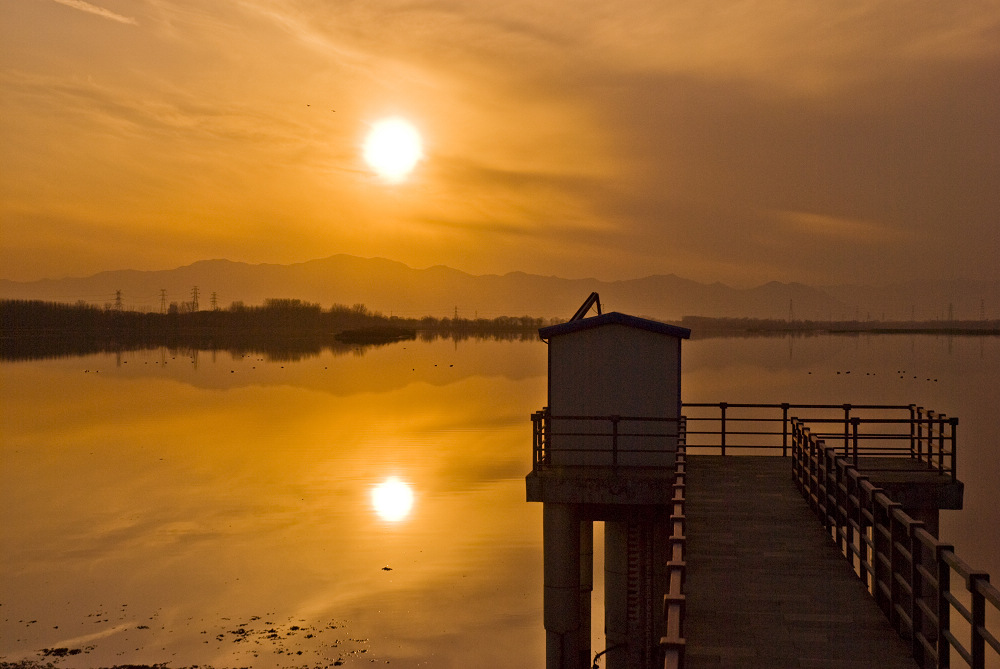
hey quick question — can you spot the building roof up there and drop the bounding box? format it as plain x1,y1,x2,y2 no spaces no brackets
538,311,691,340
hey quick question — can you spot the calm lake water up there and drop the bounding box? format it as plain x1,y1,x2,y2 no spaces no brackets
2,334,998,667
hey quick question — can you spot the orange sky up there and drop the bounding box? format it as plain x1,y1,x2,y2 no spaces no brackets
2,0,998,285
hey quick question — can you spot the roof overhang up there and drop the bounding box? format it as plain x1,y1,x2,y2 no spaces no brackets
538,312,691,341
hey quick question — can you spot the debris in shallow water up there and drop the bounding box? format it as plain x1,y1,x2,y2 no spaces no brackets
9,608,369,666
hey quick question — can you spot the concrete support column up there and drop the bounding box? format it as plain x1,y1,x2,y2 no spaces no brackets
579,520,593,669
605,511,669,669
651,512,670,651
604,520,629,669
544,503,583,669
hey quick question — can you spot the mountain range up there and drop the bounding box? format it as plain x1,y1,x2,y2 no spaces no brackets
1,255,997,321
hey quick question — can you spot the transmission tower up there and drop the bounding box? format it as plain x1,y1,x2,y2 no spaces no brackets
211,292,219,311
114,290,123,311
191,286,200,312
160,289,167,314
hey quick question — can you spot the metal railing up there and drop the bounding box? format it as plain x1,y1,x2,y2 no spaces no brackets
533,403,957,479
530,410,682,469
659,417,687,669
791,420,999,669
684,403,956,477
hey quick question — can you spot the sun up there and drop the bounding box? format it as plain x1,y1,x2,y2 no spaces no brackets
371,477,415,522
363,118,423,182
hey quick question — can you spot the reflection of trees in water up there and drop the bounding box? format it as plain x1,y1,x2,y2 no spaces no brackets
1,299,548,361
3,331,542,362
2,332,392,362
2,330,541,362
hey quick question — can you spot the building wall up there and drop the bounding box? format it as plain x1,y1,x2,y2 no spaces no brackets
547,324,681,466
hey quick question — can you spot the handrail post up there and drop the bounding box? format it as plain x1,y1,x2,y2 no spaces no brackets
719,402,728,456
837,462,850,556
822,446,835,530
917,406,925,464
890,508,902,632
926,410,936,472
935,543,953,669
968,572,989,668
843,403,852,454
873,496,893,617
791,419,802,488
851,417,861,469
936,415,946,478
949,418,958,481
781,403,790,457
909,404,917,459
908,519,926,661
812,436,823,518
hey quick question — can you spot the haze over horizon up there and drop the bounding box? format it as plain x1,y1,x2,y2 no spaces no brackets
3,1,998,286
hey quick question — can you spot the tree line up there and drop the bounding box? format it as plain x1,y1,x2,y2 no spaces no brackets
1,298,556,333
0,299,558,360
678,315,1000,336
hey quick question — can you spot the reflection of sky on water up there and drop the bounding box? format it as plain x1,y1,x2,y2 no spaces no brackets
1,334,997,667
1,338,548,668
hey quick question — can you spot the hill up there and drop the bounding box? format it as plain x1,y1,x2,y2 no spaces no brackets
1,255,997,321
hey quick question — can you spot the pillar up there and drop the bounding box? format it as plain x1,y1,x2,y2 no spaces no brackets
579,520,593,669
544,503,583,669
604,519,629,668
604,511,669,669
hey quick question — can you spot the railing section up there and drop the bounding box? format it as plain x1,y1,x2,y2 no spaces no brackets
533,403,957,479
659,417,687,669
531,409,682,468
791,419,1000,669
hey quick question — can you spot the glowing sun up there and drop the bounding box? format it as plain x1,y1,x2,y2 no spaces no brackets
363,118,423,182
371,477,415,522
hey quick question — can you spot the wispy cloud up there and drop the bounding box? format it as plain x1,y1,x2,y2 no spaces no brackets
50,0,137,25
772,210,903,244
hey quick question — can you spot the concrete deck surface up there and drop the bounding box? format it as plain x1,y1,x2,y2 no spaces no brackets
683,455,918,668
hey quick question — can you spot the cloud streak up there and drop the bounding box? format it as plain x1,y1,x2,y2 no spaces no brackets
50,0,137,25
772,210,903,244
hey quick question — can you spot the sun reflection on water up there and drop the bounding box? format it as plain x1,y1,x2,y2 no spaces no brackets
371,477,415,522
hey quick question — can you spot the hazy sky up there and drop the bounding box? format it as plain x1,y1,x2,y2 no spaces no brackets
2,0,998,285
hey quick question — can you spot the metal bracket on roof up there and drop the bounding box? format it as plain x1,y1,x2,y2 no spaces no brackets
570,292,602,321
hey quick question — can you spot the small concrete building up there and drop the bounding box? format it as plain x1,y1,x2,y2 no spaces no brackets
527,306,691,669
540,312,690,468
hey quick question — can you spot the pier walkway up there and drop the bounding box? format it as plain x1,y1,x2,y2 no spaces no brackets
683,455,917,668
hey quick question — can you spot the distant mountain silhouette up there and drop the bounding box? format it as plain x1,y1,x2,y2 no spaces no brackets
1,255,997,321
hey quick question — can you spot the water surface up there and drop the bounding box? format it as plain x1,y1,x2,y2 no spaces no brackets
1,334,997,667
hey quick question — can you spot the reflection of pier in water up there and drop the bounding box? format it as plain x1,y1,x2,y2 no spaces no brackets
526,299,998,669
